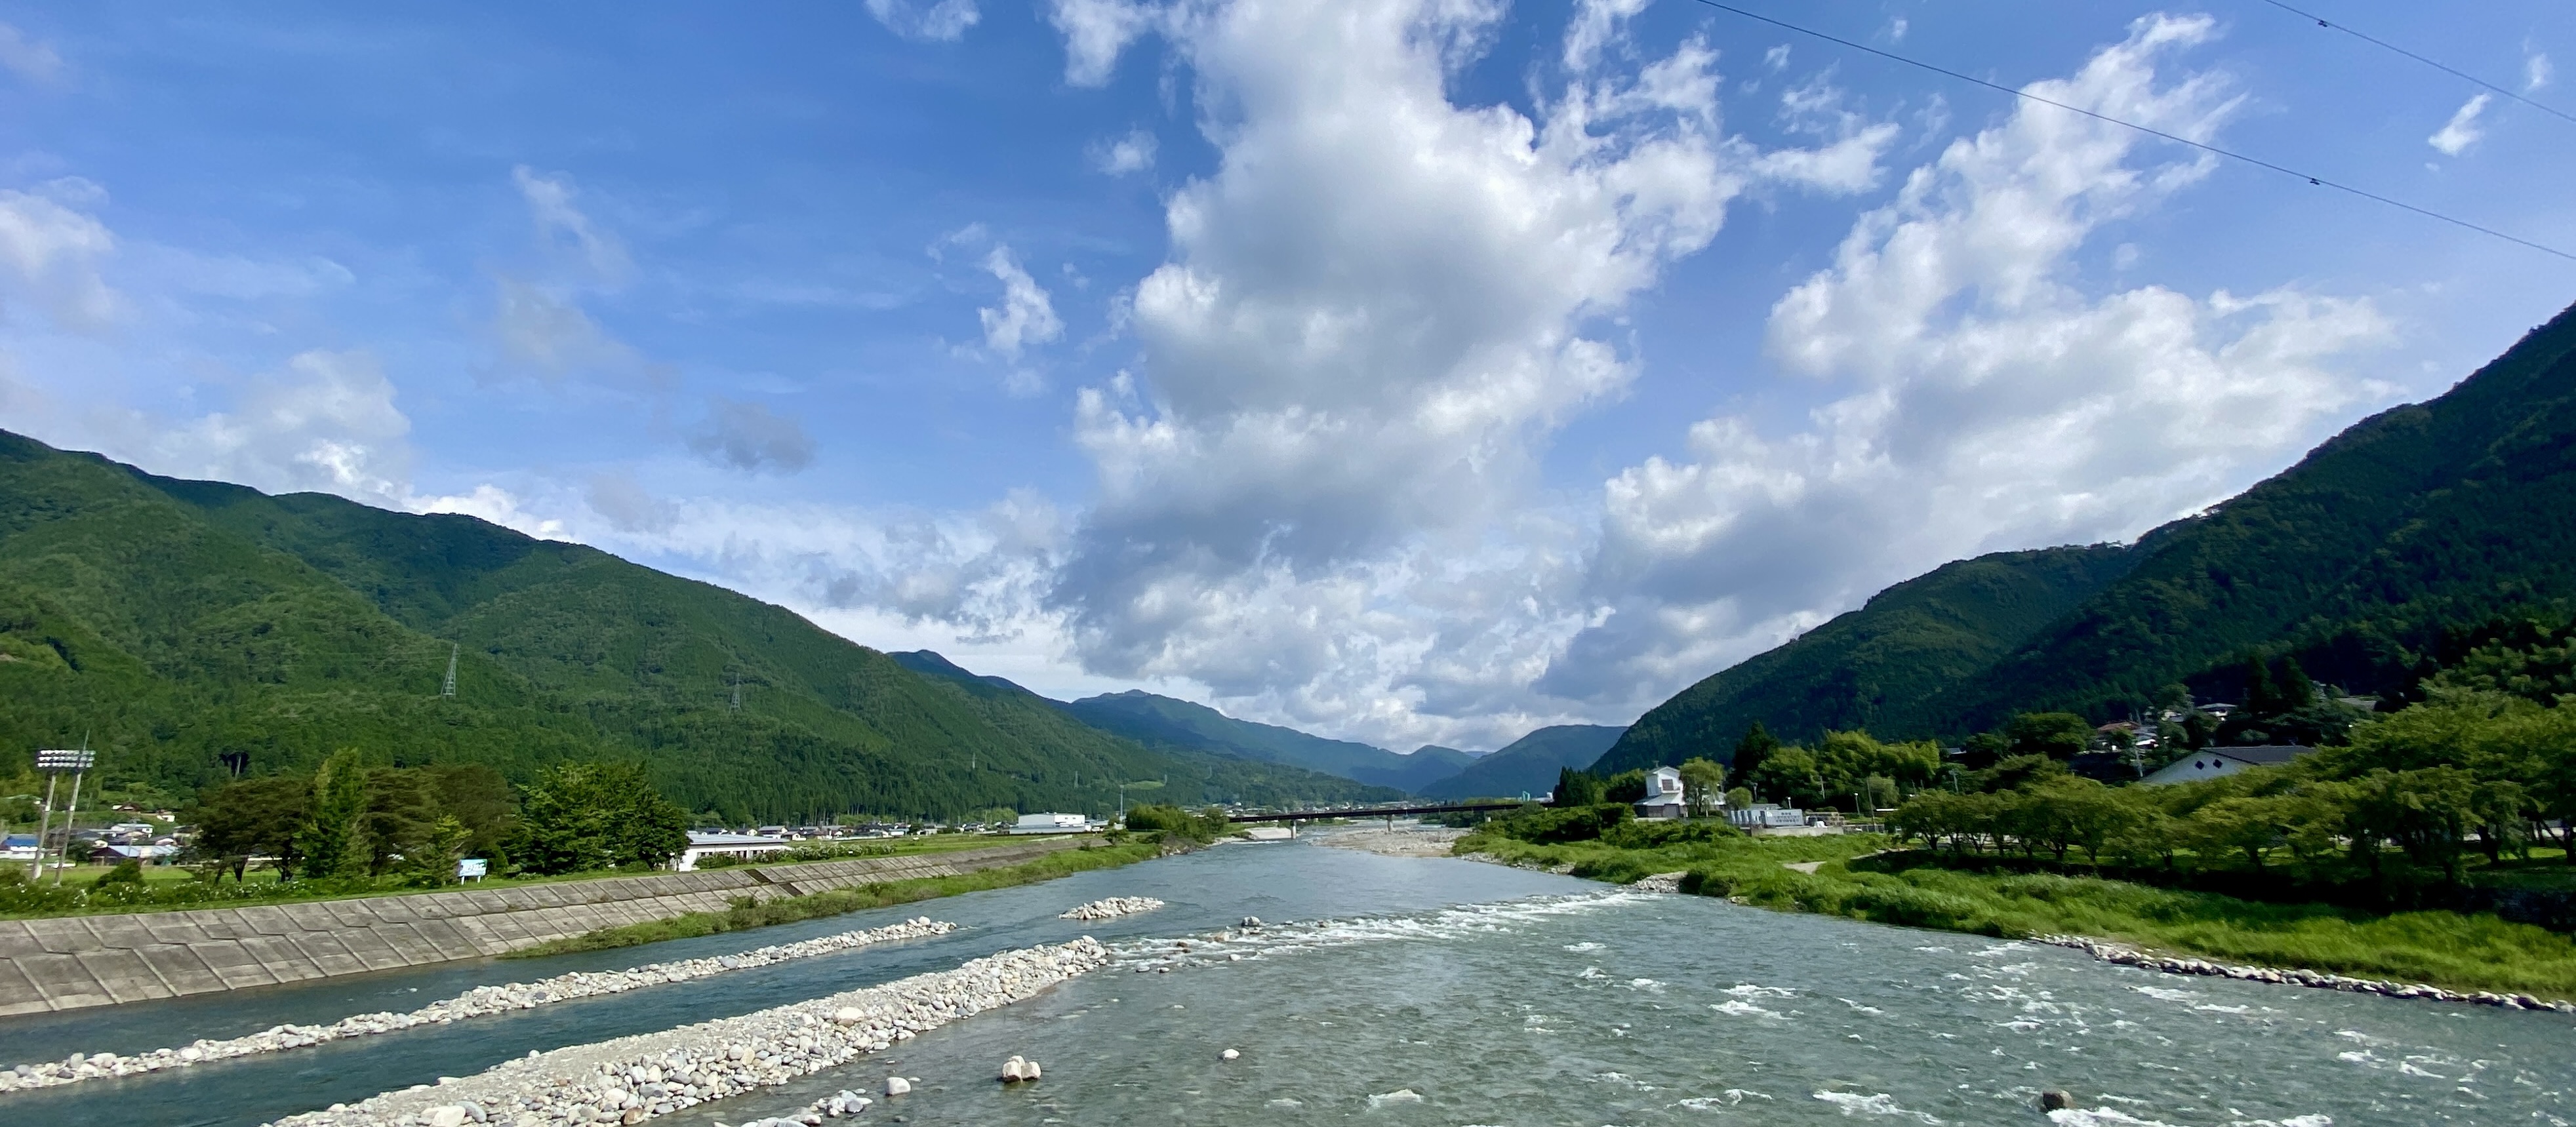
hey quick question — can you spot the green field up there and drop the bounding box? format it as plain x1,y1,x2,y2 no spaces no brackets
0,833,1092,919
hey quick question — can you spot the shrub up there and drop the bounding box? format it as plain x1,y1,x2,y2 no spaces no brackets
94,860,147,888
1491,802,1633,844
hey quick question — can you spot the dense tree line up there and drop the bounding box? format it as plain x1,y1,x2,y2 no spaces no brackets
186,753,687,883
1893,690,2576,888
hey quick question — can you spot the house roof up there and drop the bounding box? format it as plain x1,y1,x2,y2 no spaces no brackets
2213,744,2310,765
685,831,790,848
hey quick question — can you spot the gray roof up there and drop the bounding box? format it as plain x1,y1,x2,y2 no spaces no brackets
2212,745,2310,765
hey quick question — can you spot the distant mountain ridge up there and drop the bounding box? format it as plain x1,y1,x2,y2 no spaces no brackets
1419,724,1625,800
1594,299,2576,772
1059,689,1474,793
0,431,1396,820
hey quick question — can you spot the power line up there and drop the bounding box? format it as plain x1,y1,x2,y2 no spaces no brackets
2253,0,2575,127
1682,0,2576,264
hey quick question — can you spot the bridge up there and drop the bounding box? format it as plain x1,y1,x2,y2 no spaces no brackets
1224,800,1529,826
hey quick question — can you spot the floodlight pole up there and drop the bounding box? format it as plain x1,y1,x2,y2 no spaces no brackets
55,766,86,886
28,772,59,880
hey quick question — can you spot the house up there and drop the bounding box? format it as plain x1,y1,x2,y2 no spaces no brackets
0,833,38,862
675,831,794,871
88,843,178,866
2140,745,2310,786
1014,812,1092,834
1635,766,1687,820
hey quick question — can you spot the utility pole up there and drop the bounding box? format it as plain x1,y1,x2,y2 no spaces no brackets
441,643,458,698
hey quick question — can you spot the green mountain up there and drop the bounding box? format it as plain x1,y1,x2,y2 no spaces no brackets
1592,545,2140,772
1941,303,2576,728
1594,299,2576,769
1058,690,1462,794
1419,724,1625,800
0,431,1394,821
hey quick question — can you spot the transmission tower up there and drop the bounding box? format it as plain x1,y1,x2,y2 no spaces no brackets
441,643,458,698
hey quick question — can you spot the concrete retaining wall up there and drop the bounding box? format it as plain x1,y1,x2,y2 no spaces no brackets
0,837,1094,1017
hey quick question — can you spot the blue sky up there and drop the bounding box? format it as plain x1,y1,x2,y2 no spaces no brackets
1,1,2569,750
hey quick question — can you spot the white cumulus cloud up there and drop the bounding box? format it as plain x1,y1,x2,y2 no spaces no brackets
0,185,119,330
866,0,981,43
978,245,1064,361
2427,92,2489,156
1026,0,1892,746
1546,14,2392,707
1091,128,1159,174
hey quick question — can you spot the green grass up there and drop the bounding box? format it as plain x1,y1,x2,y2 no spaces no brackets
1457,831,2576,1000
508,840,1165,957
0,834,1091,919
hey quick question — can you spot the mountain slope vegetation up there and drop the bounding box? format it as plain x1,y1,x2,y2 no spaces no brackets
1598,300,2576,768
1059,690,1450,794
1592,546,2139,773
0,433,1388,820
1421,724,1626,800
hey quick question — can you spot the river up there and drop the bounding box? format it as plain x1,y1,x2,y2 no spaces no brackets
4,835,2571,1126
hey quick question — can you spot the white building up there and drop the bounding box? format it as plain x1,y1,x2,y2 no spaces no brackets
1013,812,1091,834
1636,766,1687,819
676,831,794,871
1725,804,1807,829
2141,745,2309,786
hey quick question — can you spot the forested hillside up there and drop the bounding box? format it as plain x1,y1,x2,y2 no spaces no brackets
1941,302,2576,730
1059,690,1455,794
0,433,1387,820
1598,299,2576,768
1419,724,1625,800
1592,545,2139,772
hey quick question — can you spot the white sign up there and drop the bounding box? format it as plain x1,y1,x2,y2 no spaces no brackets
457,858,489,880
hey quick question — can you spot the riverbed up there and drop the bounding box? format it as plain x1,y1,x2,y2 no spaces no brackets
5,833,2570,1126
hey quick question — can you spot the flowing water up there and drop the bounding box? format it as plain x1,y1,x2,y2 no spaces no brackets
5,836,2572,1126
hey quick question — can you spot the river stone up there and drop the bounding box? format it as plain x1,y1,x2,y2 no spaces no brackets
1220,1048,1240,1060
885,1076,912,1096
426,1107,470,1127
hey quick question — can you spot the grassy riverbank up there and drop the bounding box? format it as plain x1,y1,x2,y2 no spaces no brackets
1457,830,2576,1000
0,833,1060,919
510,840,1166,957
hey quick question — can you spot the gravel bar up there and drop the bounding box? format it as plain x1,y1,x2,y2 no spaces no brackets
1058,896,1164,920
0,917,956,1095
262,937,1111,1127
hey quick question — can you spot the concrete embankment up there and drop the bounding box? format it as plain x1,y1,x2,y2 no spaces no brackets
0,837,1093,1017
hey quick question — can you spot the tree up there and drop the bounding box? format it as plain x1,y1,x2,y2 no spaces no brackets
1601,769,1649,804
513,762,690,875
1724,786,1752,810
1749,745,1821,808
186,776,310,882
296,749,371,881
1677,758,1726,818
361,768,439,877
2004,713,2094,760
1731,722,1778,795
1552,767,1603,807
407,815,473,886
425,763,517,863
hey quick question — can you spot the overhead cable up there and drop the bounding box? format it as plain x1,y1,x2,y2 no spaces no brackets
2255,0,2575,127
1681,0,2576,264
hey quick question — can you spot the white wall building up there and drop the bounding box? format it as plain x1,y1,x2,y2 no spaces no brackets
1636,766,1687,820
676,831,794,871
1013,812,1091,834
